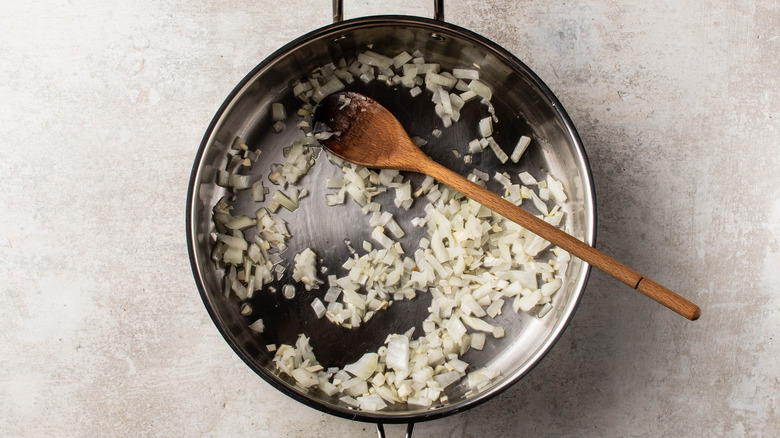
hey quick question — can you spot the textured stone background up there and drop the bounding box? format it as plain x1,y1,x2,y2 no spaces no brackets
1,0,778,436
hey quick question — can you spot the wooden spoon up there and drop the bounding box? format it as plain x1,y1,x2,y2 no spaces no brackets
314,91,701,321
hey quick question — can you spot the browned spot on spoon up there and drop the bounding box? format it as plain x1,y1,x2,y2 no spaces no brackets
314,91,700,321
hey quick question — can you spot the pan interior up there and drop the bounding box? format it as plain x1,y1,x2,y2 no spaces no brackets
189,18,594,422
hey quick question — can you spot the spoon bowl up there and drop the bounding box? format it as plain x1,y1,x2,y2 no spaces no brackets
314,91,432,172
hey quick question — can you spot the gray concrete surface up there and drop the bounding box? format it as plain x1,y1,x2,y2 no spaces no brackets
1,0,778,436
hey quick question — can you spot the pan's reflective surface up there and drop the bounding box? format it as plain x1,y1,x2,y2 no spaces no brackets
187,16,595,423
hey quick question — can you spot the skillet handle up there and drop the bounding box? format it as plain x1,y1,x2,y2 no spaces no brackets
332,0,343,22
376,423,415,438
332,0,445,23
434,0,444,21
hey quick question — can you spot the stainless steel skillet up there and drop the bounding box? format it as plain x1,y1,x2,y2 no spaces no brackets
186,1,596,435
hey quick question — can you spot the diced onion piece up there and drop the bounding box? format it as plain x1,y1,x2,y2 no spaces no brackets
460,293,486,317
293,248,323,290
324,286,342,302
468,139,483,154
478,117,493,138
459,89,477,103
470,332,486,350
385,218,405,238
371,227,394,249
339,396,360,407
439,88,453,115
311,297,326,319
546,175,567,202
385,335,409,372
493,172,511,188
229,173,253,190
358,50,393,69
248,319,264,333
392,51,413,69
516,289,543,311
251,179,266,202
231,136,247,151
344,353,379,380
271,190,298,212
528,188,549,216
271,102,287,121
217,234,248,251
291,368,318,388
541,277,562,297
312,77,345,103
510,135,531,163
487,137,508,164
426,71,457,89
433,370,461,388
486,298,504,318
467,80,492,100
461,314,495,333
518,171,537,185
357,393,388,411
418,63,441,75
225,215,255,230
452,68,479,80
467,367,499,389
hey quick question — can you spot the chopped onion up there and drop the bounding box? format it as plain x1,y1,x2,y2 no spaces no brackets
324,286,342,303
518,171,537,185
510,135,531,163
224,215,255,230
467,367,499,389
371,227,394,249
211,47,574,412
516,289,542,312
546,175,567,202
392,51,413,68
344,353,379,380
282,284,295,299
248,319,264,333
357,393,388,411
292,368,318,388
487,137,509,164
433,370,462,388
311,77,345,103
385,334,409,372
452,68,479,80
478,117,493,138
271,190,298,212
311,297,326,318
467,80,492,100
358,50,393,69
271,102,287,121
251,179,267,202
528,187,549,216
293,248,323,290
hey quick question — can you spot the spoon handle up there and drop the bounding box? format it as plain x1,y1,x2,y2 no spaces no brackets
422,158,701,321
